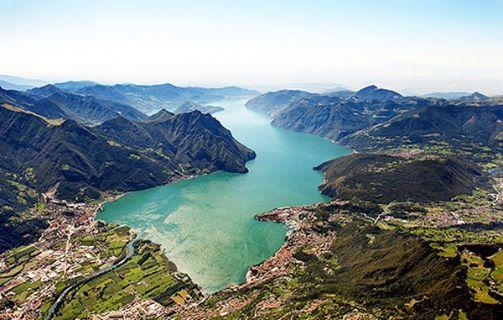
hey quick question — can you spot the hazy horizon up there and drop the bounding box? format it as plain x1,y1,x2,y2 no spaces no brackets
1,0,502,95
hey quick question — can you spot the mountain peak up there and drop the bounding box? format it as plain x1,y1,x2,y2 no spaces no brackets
458,91,489,103
53,80,98,91
26,84,63,99
471,91,488,99
352,85,401,101
36,84,59,91
146,108,175,123
358,85,378,92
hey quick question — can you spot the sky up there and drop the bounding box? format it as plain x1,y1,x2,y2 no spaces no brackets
1,0,502,94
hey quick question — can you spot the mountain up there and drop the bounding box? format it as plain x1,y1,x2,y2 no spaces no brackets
97,111,255,175
1,86,41,105
43,91,147,125
72,83,258,114
422,91,471,100
245,90,319,115
0,87,70,120
0,80,33,91
53,80,99,90
174,101,224,114
350,85,402,101
0,74,47,88
197,85,258,97
26,84,63,99
270,96,368,141
0,208,48,253
6,85,147,125
146,109,175,123
340,104,503,151
315,153,487,203
26,85,147,125
0,104,255,209
270,96,434,141
458,92,489,104
266,86,502,154
249,86,406,136
325,89,355,98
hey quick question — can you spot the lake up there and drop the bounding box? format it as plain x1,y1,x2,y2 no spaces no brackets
96,99,350,293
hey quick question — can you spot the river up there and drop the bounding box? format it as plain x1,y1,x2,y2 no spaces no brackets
96,99,350,293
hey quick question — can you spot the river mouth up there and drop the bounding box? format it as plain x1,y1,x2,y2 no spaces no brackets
96,99,350,293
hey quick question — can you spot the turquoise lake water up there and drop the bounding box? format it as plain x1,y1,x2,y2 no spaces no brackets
96,99,350,293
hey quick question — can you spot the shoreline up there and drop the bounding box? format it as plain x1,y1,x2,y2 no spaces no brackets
49,118,349,312
0,172,214,319
175,202,341,319
94,174,332,297
93,191,297,298
244,205,315,286
91,171,233,298
95,173,202,214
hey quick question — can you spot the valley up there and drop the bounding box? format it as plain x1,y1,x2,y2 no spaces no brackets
0,83,501,320
2,2,503,319
96,99,350,293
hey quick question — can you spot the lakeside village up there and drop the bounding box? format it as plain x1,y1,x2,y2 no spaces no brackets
0,194,203,320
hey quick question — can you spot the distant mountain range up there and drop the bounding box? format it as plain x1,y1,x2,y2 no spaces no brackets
0,80,34,91
270,91,429,141
245,90,319,115
325,89,355,98
246,85,403,116
421,91,472,99
0,74,258,115
1,86,147,125
53,80,99,91
457,91,489,103
248,85,502,155
0,74,47,89
174,101,224,114
70,83,257,114
351,85,402,101
0,81,252,125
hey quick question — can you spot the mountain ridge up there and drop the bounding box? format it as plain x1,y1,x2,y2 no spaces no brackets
73,83,258,113
0,104,255,212
19,85,147,124
174,101,224,114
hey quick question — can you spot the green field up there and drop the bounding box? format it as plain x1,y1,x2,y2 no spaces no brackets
53,241,200,320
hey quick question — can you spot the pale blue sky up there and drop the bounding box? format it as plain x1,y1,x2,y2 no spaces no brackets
1,0,502,94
